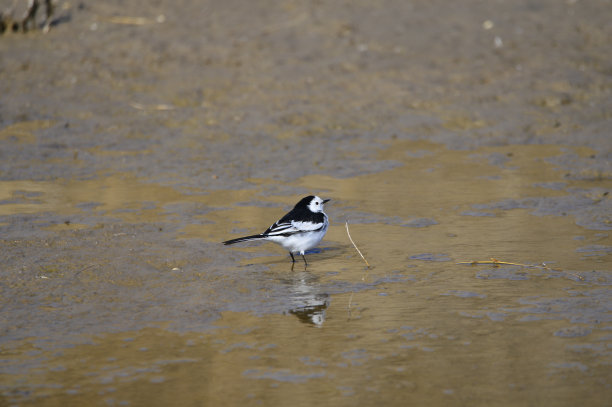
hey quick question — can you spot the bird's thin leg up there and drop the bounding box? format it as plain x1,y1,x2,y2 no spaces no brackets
302,254,308,267
289,252,296,263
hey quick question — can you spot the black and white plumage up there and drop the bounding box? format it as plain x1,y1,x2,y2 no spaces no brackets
223,195,330,266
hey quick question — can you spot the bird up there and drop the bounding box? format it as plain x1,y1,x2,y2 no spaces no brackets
223,195,330,267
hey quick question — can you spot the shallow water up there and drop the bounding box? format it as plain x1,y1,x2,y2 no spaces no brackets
2,0,611,404
1,140,610,406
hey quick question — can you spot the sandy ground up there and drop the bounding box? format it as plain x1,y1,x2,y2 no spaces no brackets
1,0,611,405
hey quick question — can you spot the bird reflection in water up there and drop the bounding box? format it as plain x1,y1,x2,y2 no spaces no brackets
284,272,329,327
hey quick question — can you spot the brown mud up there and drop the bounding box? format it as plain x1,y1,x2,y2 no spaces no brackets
1,1,611,406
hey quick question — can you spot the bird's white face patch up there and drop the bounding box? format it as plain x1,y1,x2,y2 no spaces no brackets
308,196,327,213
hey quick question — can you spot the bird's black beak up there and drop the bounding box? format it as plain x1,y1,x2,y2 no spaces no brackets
323,199,330,203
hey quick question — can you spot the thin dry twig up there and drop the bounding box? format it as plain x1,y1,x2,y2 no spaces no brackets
457,257,585,281
346,220,371,318
107,16,154,25
345,220,370,268
457,258,559,270
74,263,96,276
129,102,175,111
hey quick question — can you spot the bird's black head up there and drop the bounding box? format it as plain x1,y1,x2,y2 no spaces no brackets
295,195,316,209
295,195,330,213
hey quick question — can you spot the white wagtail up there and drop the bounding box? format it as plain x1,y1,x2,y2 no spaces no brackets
223,195,330,266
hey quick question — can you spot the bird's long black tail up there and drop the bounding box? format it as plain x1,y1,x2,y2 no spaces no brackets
223,234,266,245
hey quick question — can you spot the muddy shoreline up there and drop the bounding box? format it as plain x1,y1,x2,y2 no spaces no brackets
1,1,611,405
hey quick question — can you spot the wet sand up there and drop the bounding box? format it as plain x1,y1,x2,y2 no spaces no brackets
1,1,611,406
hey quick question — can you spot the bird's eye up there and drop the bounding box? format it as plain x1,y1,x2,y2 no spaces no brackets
316,202,319,205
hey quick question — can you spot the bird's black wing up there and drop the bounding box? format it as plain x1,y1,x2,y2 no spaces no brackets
264,209,326,237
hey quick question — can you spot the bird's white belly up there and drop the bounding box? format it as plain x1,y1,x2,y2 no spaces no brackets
267,226,327,254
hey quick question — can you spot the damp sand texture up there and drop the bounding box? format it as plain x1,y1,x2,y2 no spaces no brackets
1,1,611,406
